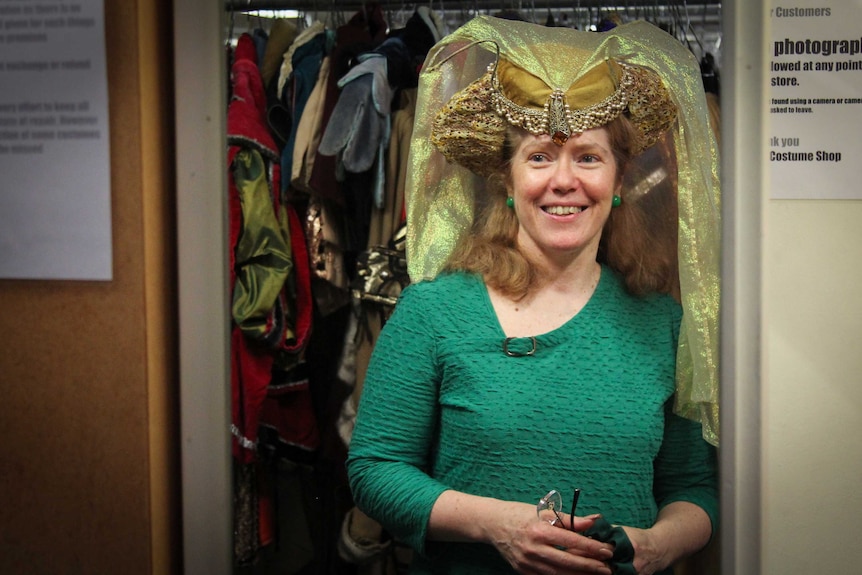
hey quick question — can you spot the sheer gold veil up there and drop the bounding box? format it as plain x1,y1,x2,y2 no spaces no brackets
404,16,721,445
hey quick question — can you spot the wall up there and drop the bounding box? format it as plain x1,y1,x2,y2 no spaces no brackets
722,3,862,573
763,202,862,572
0,0,180,573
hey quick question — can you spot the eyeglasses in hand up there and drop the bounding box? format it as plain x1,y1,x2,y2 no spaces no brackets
537,488,581,531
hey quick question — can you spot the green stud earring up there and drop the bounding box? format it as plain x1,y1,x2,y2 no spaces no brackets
612,195,622,208
506,197,515,208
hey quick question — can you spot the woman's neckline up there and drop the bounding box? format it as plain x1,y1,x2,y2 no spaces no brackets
483,264,604,339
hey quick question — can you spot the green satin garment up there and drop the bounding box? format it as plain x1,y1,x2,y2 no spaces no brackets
231,148,292,342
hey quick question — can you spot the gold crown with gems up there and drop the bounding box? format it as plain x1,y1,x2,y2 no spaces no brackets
431,48,677,177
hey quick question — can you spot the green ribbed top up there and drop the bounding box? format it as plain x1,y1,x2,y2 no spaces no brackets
347,269,717,574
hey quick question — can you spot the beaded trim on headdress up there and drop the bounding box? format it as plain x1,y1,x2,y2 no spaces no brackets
490,61,633,146
430,50,677,177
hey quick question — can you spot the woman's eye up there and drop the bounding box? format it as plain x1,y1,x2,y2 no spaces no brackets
581,154,599,163
528,153,548,162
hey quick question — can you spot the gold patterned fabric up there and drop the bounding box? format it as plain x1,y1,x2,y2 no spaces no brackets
405,16,721,445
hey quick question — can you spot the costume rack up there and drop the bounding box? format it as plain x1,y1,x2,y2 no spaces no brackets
225,1,722,63
225,0,721,11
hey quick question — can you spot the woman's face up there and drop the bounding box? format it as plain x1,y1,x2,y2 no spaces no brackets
509,126,620,263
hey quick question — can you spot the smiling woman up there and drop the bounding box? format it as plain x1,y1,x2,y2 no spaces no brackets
347,15,721,575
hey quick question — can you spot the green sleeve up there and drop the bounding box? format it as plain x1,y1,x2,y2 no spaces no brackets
653,401,719,536
346,284,451,555
653,300,718,535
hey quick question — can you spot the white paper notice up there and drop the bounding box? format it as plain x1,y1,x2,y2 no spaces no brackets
0,0,111,280
769,3,862,199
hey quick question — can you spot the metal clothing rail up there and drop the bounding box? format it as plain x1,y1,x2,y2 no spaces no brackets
224,1,722,60
225,0,721,12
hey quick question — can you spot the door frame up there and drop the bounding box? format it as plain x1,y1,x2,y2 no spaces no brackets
172,2,766,573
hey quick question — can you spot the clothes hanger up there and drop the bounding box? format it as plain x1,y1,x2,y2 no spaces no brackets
227,9,236,46
680,0,706,59
226,1,247,49
644,0,657,27
651,0,674,38
459,3,469,27
244,2,256,34
325,0,341,29
400,1,415,28
545,4,557,27
435,0,447,26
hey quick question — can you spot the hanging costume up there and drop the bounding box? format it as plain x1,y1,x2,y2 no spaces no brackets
228,33,291,463
228,29,319,463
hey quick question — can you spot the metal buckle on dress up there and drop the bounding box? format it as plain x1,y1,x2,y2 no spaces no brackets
503,336,537,357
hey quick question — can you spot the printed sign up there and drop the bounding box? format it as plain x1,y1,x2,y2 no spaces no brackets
0,0,112,280
769,3,862,199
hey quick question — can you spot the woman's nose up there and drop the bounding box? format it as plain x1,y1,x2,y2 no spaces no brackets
550,160,579,193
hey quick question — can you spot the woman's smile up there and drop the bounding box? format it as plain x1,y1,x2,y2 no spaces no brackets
542,205,587,216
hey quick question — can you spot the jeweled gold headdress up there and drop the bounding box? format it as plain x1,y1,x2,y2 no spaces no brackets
491,59,632,147
430,48,677,176
406,16,721,446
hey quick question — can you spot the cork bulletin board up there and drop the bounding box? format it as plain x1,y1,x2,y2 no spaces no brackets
0,0,180,572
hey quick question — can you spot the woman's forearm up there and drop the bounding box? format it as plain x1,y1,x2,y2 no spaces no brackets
427,490,501,543
625,501,713,575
